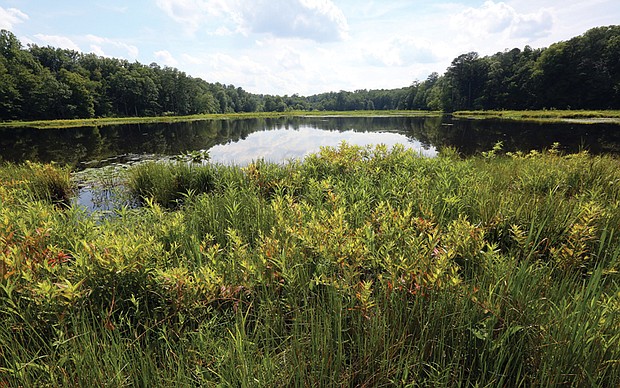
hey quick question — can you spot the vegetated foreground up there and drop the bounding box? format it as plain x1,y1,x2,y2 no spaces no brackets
1,143,619,386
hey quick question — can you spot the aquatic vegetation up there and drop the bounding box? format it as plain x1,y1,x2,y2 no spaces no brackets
1,145,619,386
0,161,74,206
126,161,216,207
0,110,440,129
454,109,620,124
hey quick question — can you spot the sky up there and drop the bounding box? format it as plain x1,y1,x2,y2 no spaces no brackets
1,0,618,96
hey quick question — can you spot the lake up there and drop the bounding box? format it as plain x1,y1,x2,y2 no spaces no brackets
2,115,620,168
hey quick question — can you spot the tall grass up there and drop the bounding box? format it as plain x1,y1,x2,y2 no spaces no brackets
0,161,74,206
1,144,619,386
126,160,216,207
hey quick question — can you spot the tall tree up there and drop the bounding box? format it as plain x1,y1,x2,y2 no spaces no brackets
443,52,488,111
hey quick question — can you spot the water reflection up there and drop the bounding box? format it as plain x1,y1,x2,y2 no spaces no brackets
402,117,620,156
208,126,436,164
1,116,620,168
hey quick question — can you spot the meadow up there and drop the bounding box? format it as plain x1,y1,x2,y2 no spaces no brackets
1,143,619,386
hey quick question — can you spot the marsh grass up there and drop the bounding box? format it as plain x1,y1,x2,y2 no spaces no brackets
1,144,620,386
126,161,216,208
454,109,620,124
0,110,441,129
0,161,74,206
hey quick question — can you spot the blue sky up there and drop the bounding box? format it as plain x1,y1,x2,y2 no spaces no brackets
1,0,618,95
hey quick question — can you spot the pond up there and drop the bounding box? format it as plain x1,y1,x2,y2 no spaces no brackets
4,115,619,212
3,115,620,169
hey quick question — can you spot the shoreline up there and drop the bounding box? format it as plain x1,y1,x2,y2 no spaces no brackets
452,109,620,124
0,110,442,129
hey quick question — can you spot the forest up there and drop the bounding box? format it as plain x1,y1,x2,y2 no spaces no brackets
1,25,619,121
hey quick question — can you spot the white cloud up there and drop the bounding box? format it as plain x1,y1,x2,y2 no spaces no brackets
155,0,237,34
182,48,313,94
277,46,303,70
89,44,105,56
363,37,439,67
154,50,178,66
240,0,349,42
33,34,81,51
213,26,234,36
156,0,348,42
451,1,554,40
85,35,139,59
180,53,204,65
364,44,401,67
0,7,28,30
155,0,204,32
510,9,554,38
179,51,268,84
209,52,269,78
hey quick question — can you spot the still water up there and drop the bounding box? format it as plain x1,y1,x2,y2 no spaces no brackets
2,115,620,168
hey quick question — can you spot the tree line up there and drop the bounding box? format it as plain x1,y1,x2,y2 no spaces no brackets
438,25,620,111
0,30,261,120
1,25,619,121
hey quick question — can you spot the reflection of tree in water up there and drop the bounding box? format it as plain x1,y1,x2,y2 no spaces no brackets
403,117,620,156
0,120,269,167
0,126,105,167
2,117,620,166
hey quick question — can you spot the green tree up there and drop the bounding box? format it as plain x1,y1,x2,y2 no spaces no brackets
443,52,488,111
58,68,95,118
0,56,20,119
109,66,159,116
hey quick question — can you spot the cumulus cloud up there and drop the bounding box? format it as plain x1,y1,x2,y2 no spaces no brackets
364,37,438,67
89,45,105,57
154,50,179,66
0,7,28,30
180,53,204,65
181,49,309,93
277,46,303,70
208,52,269,78
85,35,139,59
155,0,205,31
33,34,81,51
178,51,269,82
510,10,554,38
155,0,238,34
451,1,553,40
156,0,348,42
240,0,349,42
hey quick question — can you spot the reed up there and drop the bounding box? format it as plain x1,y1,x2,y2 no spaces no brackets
0,161,74,206
126,161,216,207
1,144,619,386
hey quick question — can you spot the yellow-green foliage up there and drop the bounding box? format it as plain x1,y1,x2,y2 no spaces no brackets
0,162,74,205
1,145,620,386
453,109,620,123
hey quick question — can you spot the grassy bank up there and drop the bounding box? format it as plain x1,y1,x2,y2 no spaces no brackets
0,110,441,129
1,144,619,386
4,109,620,129
453,109,620,124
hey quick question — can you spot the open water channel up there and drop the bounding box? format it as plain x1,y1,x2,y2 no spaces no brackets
3,115,620,168
2,115,620,211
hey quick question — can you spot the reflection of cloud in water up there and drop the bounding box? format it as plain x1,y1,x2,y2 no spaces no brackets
208,126,437,164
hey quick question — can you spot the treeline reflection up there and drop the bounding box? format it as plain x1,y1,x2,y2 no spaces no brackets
1,116,619,168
